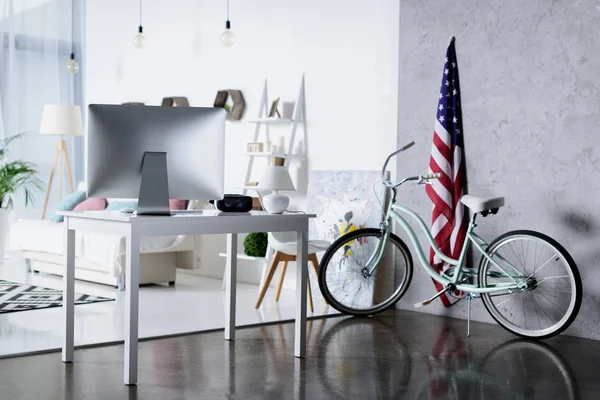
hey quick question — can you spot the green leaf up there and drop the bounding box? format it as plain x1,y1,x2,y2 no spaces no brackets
0,134,42,209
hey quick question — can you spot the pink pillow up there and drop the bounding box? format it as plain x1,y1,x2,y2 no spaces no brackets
74,197,107,211
169,199,188,210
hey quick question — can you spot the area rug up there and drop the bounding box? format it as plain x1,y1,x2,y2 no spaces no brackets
0,280,113,314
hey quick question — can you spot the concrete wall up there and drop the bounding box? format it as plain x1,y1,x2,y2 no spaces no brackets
85,0,400,285
397,0,600,339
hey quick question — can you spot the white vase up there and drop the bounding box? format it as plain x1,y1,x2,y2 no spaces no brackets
0,208,8,265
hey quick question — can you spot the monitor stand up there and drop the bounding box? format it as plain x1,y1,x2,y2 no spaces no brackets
137,152,172,216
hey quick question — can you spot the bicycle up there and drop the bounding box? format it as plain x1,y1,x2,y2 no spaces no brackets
317,141,582,339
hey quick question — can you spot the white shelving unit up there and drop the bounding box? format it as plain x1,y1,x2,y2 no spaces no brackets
238,75,307,199
221,76,307,288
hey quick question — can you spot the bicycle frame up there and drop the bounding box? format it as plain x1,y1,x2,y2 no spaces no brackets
365,198,528,294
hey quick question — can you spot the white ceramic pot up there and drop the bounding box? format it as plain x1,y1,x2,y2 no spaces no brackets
0,208,8,264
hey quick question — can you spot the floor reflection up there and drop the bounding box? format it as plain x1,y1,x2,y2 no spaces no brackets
316,317,412,399
0,310,589,399
410,325,578,399
311,314,579,400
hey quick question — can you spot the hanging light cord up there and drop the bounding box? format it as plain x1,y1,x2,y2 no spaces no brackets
70,0,75,58
226,0,230,22
139,0,143,31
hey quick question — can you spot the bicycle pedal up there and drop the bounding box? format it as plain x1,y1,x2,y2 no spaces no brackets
414,300,431,308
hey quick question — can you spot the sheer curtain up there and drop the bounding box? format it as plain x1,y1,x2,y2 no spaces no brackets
0,0,84,219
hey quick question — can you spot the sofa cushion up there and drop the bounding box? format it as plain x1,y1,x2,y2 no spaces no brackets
74,197,107,211
106,200,138,211
169,199,188,210
50,191,87,222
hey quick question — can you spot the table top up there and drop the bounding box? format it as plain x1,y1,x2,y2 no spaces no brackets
59,210,316,223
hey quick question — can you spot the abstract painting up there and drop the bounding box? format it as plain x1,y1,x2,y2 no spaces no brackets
307,170,388,243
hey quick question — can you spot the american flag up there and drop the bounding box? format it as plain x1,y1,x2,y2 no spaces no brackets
425,37,467,307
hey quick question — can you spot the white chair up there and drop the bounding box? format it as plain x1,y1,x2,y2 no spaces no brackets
254,231,329,312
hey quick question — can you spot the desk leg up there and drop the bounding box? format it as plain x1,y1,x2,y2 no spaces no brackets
124,229,140,385
62,221,75,362
295,230,308,357
225,233,237,341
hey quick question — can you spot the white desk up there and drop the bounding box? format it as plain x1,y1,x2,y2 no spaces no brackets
59,210,315,385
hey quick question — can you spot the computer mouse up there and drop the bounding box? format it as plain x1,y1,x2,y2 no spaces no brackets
120,208,136,213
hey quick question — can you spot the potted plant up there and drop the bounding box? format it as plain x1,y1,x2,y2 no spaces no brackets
0,134,43,263
243,232,268,257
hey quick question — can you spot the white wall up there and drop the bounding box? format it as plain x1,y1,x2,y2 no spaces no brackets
85,0,400,284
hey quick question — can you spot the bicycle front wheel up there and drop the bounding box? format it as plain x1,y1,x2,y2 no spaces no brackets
318,228,413,316
478,230,582,339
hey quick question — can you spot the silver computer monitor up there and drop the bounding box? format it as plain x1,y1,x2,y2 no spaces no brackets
87,104,226,215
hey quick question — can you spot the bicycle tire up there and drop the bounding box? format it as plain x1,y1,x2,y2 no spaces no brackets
478,230,582,339
318,228,413,316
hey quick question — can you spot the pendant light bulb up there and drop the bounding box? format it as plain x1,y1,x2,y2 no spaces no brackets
221,20,235,47
67,0,78,74
133,26,146,49
66,53,79,75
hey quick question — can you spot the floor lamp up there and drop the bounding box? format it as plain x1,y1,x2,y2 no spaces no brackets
39,104,84,219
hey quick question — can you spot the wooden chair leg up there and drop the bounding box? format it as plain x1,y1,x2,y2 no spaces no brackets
308,253,327,305
274,261,288,302
255,252,282,308
307,275,314,313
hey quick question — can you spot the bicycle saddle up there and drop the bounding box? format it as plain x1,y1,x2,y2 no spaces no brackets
460,195,505,214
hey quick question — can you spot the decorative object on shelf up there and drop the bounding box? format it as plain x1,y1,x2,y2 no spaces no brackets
243,232,268,257
221,0,236,47
228,90,245,120
66,0,79,74
251,197,263,211
38,104,84,220
213,89,245,120
0,134,43,264
282,101,295,119
272,136,285,166
258,166,295,214
161,97,190,107
133,0,146,49
214,90,228,109
247,142,264,153
268,97,281,118
245,181,259,187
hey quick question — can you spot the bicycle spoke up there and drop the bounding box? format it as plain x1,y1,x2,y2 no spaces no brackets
480,232,579,338
322,231,412,312
526,254,559,280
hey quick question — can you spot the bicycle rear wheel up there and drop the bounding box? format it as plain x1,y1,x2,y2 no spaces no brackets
318,228,413,316
478,230,582,339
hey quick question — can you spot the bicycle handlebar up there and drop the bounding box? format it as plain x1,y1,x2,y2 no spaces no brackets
421,172,442,180
381,141,442,189
400,141,415,151
381,141,415,185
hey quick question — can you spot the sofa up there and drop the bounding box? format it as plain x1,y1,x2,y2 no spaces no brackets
10,199,199,290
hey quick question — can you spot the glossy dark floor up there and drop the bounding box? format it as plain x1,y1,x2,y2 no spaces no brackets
0,309,597,399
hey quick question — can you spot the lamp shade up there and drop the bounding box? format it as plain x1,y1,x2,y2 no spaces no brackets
39,104,84,136
257,166,295,191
